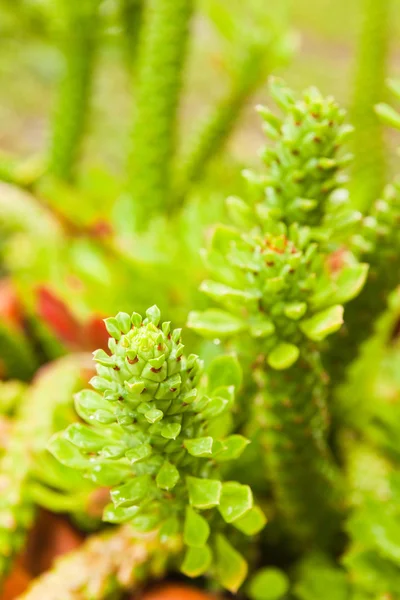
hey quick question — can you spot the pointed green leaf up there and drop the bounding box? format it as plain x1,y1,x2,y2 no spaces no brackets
111,475,151,508
187,477,222,509
64,423,109,452
187,310,246,338
200,280,260,304
375,102,400,130
215,534,248,592
284,302,307,320
156,461,180,491
183,507,210,547
300,305,344,341
219,482,253,523
213,435,250,462
333,264,369,304
115,312,132,334
47,434,91,470
181,545,212,578
104,317,121,340
89,461,132,486
184,437,214,457
161,422,181,440
233,506,267,535
268,343,299,370
103,503,140,524
125,443,152,463
146,305,161,325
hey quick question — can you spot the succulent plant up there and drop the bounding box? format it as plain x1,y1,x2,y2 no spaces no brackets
49,306,265,592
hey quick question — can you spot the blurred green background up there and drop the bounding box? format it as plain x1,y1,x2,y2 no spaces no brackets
1,0,399,170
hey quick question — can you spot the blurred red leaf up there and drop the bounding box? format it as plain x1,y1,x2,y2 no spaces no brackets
37,286,81,347
0,279,23,329
83,316,109,351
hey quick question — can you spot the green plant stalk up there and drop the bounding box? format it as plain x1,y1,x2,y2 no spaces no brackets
17,526,180,600
0,355,88,582
189,220,368,548
48,0,101,182
176,46,267,203
350,0,391,212
127,0,193,225
120,0,144,72
326,183,400,389
257,349,343,549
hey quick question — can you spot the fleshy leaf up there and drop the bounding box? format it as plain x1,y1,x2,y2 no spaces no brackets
215,534,248,592
233,506,267,535
219,482,253,523
187,310,246,338
268,343,300,370
156,461,180,491
248,568,289,600
181,545,212,578
111,475,151,508
184,437,214,457
187,477,222,509
300,305,344,341
183,507,210,547
213,435,250,462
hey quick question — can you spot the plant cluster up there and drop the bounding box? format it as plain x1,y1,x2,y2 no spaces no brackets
0,2,400,599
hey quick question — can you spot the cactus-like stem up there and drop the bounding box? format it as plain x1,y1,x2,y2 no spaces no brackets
188,81,368,548
127,0,193,226
0,355,89,582
326,182,400,389
17,526,180,600
48,0,101,182
189,219,364,548
350,0,391,211
120,0,144,72
176,45,267,203
244,78,354,229
257,349,343,548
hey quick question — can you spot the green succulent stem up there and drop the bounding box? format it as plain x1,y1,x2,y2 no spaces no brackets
350,0,391,211
0,356,88,582
48,0,101,182
326,183,400,389
18,526,180,600
120,0,144,72
189,81,369,549
127,0,193,227
175,45,268,204
258,348,343,548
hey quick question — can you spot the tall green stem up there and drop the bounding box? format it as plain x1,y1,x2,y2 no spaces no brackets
176,46,266,203
127,0,193,226
48,0,101,182
350,0,391,211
